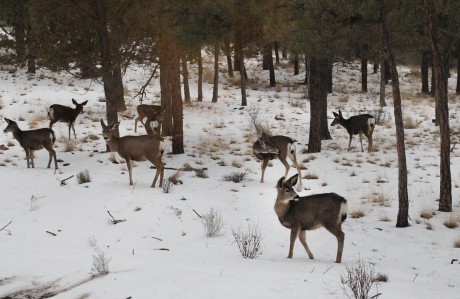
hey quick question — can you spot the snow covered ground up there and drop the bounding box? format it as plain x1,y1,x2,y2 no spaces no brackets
0,57,459,299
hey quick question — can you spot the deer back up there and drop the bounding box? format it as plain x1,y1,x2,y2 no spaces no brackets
137,104,162,119
332,110,374,135
253,133,294,161
4,119,55,150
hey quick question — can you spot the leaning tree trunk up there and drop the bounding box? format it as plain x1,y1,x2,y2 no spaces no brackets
308,56,330,153
212,42,219,103
426,0,452,212
421,50,430,94
378,0,409,227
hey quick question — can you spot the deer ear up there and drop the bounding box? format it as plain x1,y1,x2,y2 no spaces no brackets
261,132,267,138
286,174,299,186
339,110,343,117
82,100,88,106
100,119,106,127
333,112,339,118
277,177,285,189
5,118,12,124
72,98,77,105
112,122,120,129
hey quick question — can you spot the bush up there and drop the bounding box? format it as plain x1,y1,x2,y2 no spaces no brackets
222,170,249,183
202,208,224,237
342,259,377,299
232,223,262,259
76,170,91,184
91,248,111,276
368,108,392,126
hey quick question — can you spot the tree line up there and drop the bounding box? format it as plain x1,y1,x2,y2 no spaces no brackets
0,0,458,224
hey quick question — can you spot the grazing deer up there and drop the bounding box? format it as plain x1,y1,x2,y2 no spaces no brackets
3,118,58,170
253,132,302,188
331,110,375,152
134,104,162,133
275,174,347,263
48,98,88,139
100,119,164,187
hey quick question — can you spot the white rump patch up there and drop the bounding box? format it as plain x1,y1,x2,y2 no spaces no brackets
149,120,159,130
49,107,55,120
338,201,348,223
287,142,296,161
368,118,376,126
159,140,164,151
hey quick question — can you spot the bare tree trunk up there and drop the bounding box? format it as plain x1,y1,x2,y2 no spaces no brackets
159,37,173,136
303,56,309,84
274,41,280,65
212,42,219,103
380,57,387,107
361,45,368,92
431,57,436,97
197,48,203,102
224,38,234,78
293,54,299,75
421,50,430,94
263,43,270,70
426,0,452,212
235,40,246,106
182,54,191,104
268,43,276,87
456,44,460,95
373,63,378,74
308,56,330,153
378,0,409,227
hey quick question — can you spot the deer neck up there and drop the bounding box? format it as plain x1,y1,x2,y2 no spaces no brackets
107,135,120,152
274,196,292,221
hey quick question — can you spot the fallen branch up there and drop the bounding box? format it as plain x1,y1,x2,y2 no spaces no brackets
57,175,75,186
322,265,334,274
0,220,12,232
150,166,208,172
46,231,57,236
451,259,459,264
154,248,169,251
107,210,126,224
193,209,202,218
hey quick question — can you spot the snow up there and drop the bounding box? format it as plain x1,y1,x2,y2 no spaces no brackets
0,58,459,299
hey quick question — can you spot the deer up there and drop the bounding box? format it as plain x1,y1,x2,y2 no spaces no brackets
331,109,375,152
48,98,88,139
134,104,162,133
253,132,302,188
275,174,347,263
100,119,164,188
3,118,58,170
144,113,164,136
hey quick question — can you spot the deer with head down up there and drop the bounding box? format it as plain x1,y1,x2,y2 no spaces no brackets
48,98,88,139
331,110,375,152
253,132,302,188
134,104,162,133
275,174,347,263
4,118,58,170
100,119,164,187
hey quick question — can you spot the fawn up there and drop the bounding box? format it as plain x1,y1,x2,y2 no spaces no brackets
48,98,88,139
331,109,375,152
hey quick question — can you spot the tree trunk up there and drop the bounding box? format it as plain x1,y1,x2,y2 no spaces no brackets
373,63,378,74
14,5,26,65
234,54,241,72
431,57,436,97
384,61,390,84
327,59,333,93
456,44,460,95
224,38,234,78
235,40,247,106
308,56,330,153
268,43,276,87
421,50,430,94
182,54,191,104
303,56,309,85
197,48,203,102
361,45,368,92
96,0,119,127
159,38,173,136
293,54,299,75
378,0,409,227
212,42,219,103
263,43,270,70
380,58,387,107
426,0,452,212
274,41,280,65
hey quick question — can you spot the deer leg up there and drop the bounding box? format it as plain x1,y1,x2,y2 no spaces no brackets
25,148,31,168
72,123,77,139
359,133,364,152
298,230,314,259
348,134,353,151
150,155,164,188
44,144,58,169
279,157,291,180
134,117,142,133
288,152,303,188
288,226,299,258
324,224,345,263
260,158,270,183
125,158,134,185
364,132,373,152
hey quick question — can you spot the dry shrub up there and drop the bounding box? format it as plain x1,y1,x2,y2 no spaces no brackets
443,217,459,229
367,190,391,207
350,205,366,219
342,259,378,299
420,210,434,219
61,138,76,152
303,171,319,180
76,169,91,184
222,170,249,183
403,115,422,129
454,239,460,248
202,208,224,237
202,69,214,83
232,223,263,259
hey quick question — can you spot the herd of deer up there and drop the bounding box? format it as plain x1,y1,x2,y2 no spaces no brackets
3,98,376,263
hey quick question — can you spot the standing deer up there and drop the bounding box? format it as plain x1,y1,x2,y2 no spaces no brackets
134,104,162,133
4,118,58,170
100,119,164,187
275,174,347,263
253,132,302,188
48,98,88,139
331,110,375,152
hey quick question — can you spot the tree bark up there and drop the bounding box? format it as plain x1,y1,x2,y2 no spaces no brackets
421,51,430,94
426,0,452,212
235,39,246,106
303,56,309,85
373,63,378,74
268,43,276,87
456,44,460,95
380,58,387,107
378,0,409,227
431,57,436,97
182,54,191,104
263,43,270,70
212,42,219,103
308,56,330,153
274,41,280,65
